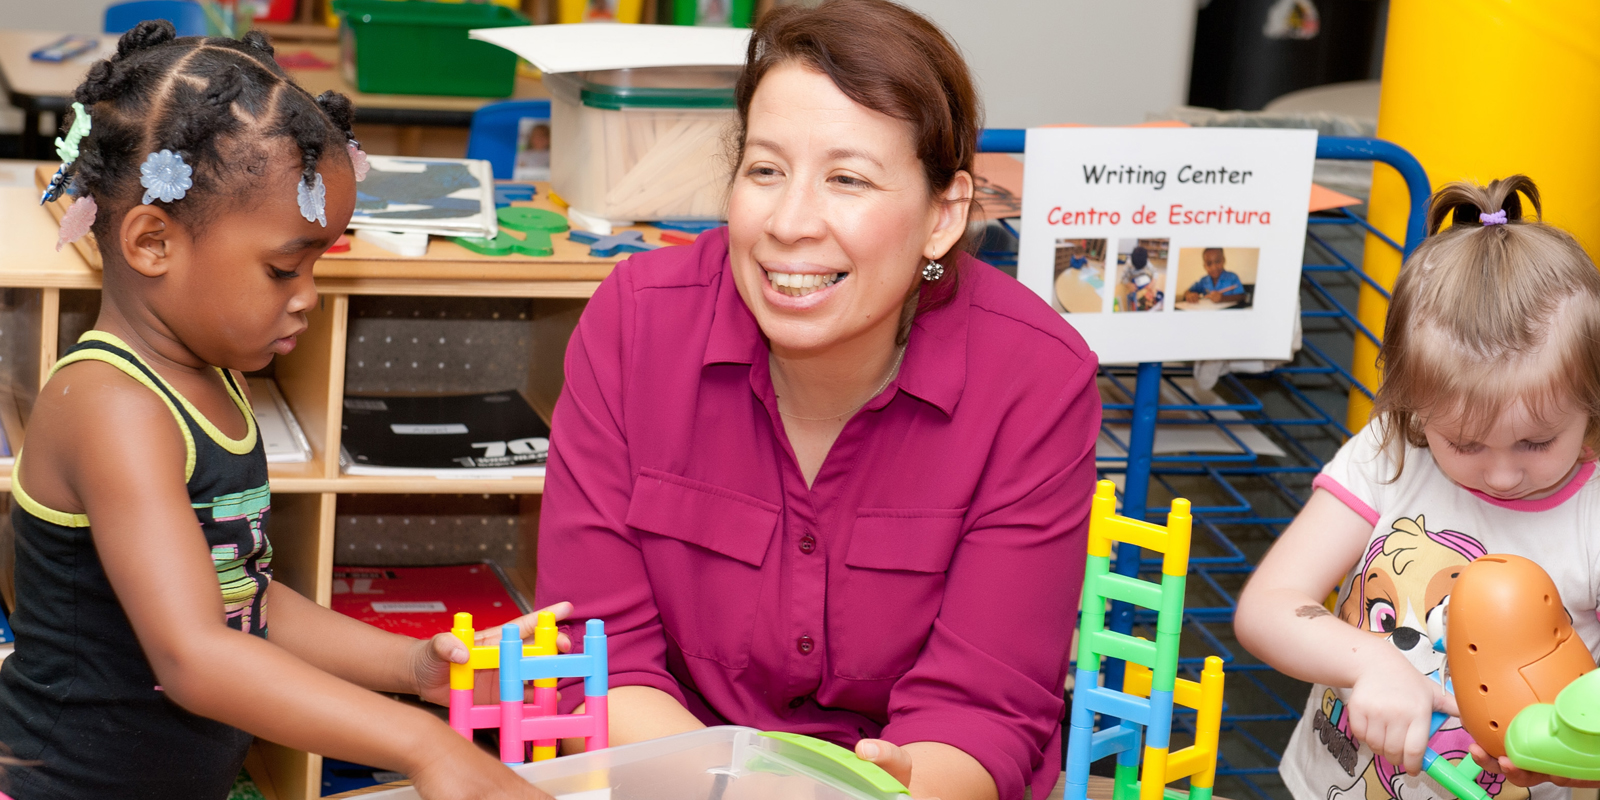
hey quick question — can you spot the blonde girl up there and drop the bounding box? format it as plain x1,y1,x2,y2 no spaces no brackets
1236,176,1600,800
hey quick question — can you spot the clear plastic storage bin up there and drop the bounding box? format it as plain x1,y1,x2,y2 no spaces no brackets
359,725,909,800
546,67,740,223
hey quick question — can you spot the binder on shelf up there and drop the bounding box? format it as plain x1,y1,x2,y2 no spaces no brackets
339,391,550,477
330,562,531,638
246,378,312,464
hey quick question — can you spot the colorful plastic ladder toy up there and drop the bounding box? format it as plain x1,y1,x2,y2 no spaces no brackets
1121,656,1224,800
1065,480,1224,800
447,611,610,765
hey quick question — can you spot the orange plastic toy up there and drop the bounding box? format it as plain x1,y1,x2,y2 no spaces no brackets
1445,554,1597,757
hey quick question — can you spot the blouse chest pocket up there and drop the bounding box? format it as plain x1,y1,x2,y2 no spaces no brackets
831,508,967,680
625,468,779,668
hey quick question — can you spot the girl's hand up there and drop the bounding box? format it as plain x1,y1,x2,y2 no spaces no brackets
855,740,939,800
1468,743,1600,789
1345,667,1458,776
409,736,554,800
411,602,575,705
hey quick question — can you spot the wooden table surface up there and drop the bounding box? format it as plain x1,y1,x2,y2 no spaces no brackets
0,29,546,120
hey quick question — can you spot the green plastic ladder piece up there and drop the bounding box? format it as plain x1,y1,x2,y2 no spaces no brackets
498,206,569,234
1505,668,1600,780
758,731,909,797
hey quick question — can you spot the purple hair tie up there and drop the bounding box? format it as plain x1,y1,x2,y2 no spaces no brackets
1480,209,1508,225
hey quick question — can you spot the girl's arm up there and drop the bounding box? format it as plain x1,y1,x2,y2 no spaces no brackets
50,366,545,800
1235,489,1456,775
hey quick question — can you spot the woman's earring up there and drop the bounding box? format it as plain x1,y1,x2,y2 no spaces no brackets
922,260,944,281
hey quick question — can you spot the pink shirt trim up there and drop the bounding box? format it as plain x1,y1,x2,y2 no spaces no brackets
1463,460,1596,512
1311,474,1379,526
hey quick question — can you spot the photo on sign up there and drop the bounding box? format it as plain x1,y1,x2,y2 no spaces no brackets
1113,238,1170,313
513,116,552,182
1052,238,1107,314
1175,247,1259,311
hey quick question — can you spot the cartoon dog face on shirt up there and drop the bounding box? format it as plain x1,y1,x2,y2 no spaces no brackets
1336,515,1475,676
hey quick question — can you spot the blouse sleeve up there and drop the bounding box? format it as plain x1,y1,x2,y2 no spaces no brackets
534,265,688,709
879,347,1100,799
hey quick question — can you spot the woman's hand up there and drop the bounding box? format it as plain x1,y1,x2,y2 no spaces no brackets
1344,666,1457,776
856,740,931,799
411,602,575,705
475,601,575,650
1468,743,1600,789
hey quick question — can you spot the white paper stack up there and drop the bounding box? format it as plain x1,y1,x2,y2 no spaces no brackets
469,23,751,75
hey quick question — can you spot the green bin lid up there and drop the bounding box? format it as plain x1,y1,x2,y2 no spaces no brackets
577,82,735,111
332,0,528,28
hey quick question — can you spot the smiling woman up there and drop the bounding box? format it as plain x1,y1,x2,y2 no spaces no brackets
525,3,1103,800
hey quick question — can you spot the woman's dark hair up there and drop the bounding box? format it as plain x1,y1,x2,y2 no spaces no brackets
733,0,982,315
63,21,356,260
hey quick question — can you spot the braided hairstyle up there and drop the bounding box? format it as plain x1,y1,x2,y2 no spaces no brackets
63,20,357,258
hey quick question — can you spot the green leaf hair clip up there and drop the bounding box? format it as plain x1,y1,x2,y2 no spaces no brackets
54,102,91,164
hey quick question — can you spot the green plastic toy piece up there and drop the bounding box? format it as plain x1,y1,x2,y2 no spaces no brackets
1425,753,1488,800
497,206,569,234
454,234,519,256
758,731,909,797
1505,669,1600,780
453,230,555,257
512,231,554,257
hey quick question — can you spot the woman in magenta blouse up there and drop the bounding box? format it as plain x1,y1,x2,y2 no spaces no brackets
508,1,1099,797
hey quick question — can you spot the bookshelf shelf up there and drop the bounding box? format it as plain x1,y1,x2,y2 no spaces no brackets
0,182,642,800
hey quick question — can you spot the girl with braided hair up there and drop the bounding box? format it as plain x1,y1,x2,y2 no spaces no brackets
0,22,550,800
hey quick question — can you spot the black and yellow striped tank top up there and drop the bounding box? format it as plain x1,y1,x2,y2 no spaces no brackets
0,331,273,799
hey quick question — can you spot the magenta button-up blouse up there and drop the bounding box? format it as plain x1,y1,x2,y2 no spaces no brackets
535,229,1099,800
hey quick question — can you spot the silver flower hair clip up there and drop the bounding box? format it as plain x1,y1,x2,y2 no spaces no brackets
140,149,192,205
297,172,327,227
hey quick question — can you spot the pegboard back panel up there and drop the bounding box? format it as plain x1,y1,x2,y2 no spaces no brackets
56,289,100,358
345,296,537,395
0,289,43,429
334,493,524,572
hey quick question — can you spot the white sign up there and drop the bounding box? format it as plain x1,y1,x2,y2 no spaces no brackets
1018,127,1317,365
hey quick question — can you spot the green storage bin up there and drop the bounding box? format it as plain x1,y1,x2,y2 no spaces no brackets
332,0,529,98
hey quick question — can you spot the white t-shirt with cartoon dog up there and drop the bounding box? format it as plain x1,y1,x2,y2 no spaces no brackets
1280,422,1600,800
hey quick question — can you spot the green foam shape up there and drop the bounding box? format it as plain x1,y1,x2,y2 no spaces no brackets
498,206,569,234
454,234,519,256
1505,669,1600,781
511,231,554,257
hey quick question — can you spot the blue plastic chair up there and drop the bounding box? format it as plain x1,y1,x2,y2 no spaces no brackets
467,100,553,181
104,1,209,37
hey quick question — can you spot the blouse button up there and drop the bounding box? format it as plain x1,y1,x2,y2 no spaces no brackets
799,534,816,554
797,634,814,655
